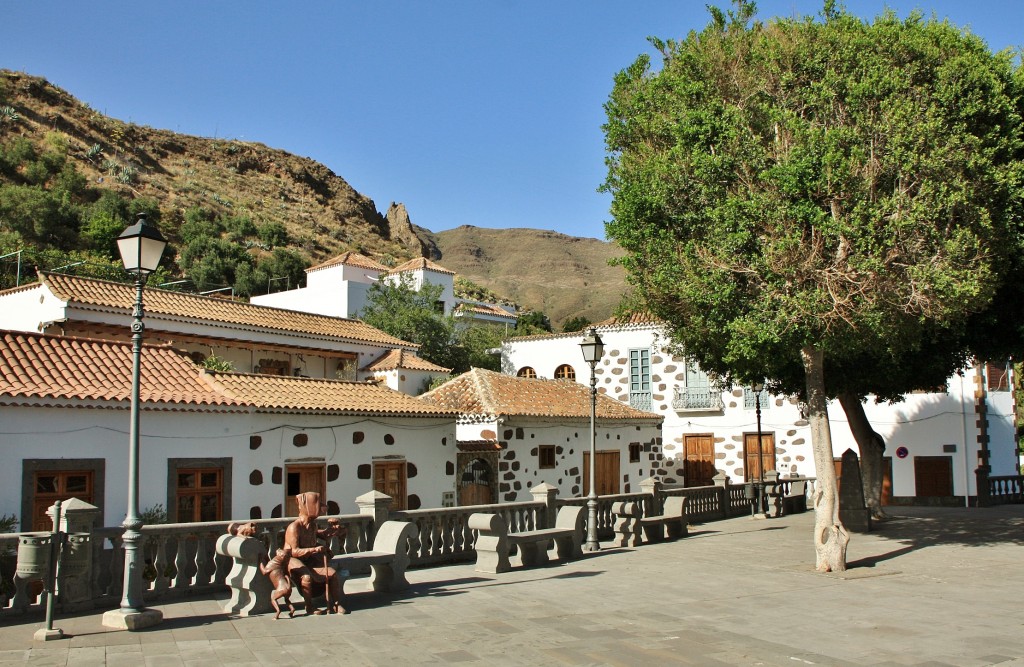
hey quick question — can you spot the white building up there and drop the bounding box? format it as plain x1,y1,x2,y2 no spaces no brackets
252,252,517,326
501,315,1017,504
420,367,663,505
0,330,459,531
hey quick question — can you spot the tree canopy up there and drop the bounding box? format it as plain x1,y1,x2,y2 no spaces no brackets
602,1,1024,570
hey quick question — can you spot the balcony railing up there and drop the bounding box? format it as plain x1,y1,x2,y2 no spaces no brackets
672,386,724,411
629,391,652,412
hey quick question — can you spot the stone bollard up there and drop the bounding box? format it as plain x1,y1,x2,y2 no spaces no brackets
216,534,273,616
763,470,783,518
713,472,731,518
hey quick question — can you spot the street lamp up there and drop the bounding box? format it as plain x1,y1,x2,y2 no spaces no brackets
102,213,166,631
579,328,605,552
753,382,765,518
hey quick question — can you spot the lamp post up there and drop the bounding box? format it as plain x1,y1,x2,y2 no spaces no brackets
579,328,605,552
753,382,765,518
102,213,166,631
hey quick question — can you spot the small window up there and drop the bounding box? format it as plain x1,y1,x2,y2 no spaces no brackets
176,467,223,522
554,364,576,380
538,445,556,469
629,443,641,463
517,366,537,379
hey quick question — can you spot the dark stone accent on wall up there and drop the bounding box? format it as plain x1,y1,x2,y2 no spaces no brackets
271,504,282,518
327,500,340,514
293,433,308,447
513,482,522,491
249,470,263,486
446,461,455,475
407,463,418,478
503,472,515,481
358,464,371,480
442,437,447,446
272,467,282,484
556,446,564,454
503,429,513,440
511,461,520,471
571,485,580,495
504,450,516,460
516,428,524,439
481,429,496,439
499,461,509,471
384,434,395,445
569,449,574,455
624,483,631,493
408,495,421,510
353,432,364,444
249,436,261,450
249,506,262,519
569,467,579,476
327,464,340,482
499,483,510,492
530,447,538,456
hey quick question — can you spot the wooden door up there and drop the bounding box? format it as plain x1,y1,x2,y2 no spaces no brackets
373,460,407,510
743,433,776,482
458,458,493,506
583,451,620,496
914,456,953,497
683,434,716,487
285,464,326,516
32,470,94,531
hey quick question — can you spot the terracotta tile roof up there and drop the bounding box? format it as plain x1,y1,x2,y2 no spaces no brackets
420,368,661,421
307,251,388,273
389,257,456,275
362,349,451,373
592,311,663,327
37,273,414,348
508,312,665,343
0,330,237,407
455,302,517,320
457,440,504,452
204,372,457,416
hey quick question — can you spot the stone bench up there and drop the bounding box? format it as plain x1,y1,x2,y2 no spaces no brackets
330,520,418,593
611,501,641,547
638,496,688,542
470,505,585,573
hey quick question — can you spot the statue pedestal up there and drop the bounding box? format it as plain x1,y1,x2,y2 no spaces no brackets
101,607,163,631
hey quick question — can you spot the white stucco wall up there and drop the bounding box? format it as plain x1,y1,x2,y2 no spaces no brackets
503,327,1017,499
455,416,662,502
0,283,67,333
1,404,457,529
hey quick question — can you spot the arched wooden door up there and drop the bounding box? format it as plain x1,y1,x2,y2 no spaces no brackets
459,458,493,506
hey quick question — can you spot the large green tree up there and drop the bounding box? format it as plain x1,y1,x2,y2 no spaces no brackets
603,2,1024,570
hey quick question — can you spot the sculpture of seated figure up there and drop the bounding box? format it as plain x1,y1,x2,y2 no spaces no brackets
284,491,347,615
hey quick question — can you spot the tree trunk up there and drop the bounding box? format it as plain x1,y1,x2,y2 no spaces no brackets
801,345,850,572
838,392,890,521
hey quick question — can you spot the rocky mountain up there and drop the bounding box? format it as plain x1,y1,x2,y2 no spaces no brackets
0,70,625,325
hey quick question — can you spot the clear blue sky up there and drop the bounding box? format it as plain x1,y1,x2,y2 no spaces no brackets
3,2,1021,241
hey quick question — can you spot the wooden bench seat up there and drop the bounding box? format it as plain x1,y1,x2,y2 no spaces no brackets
470,505,585,573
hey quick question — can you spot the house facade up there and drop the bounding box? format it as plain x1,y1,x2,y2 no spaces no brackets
420,367,663,505
0,331,459,531
501,316,1017,503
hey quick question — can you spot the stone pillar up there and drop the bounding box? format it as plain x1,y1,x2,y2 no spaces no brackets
47,498,100,612
763,470,783,518
713,472,730,518
356,490,393,540
529,482,559,529
639,477,662,518
975,466,991,508
838,449,871,532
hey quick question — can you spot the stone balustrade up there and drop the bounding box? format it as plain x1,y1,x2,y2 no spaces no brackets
0,476,818,618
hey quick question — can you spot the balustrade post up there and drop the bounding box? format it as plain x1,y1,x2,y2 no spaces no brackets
639,477,661,518
975,465,992,507
52,498,100,612
529,482,559,528
356,490,394,541
713,472,730,518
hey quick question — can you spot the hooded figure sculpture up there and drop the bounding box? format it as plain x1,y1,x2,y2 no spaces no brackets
283,491,347,614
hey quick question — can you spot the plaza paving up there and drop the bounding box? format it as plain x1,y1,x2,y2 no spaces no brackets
1,504,1023,666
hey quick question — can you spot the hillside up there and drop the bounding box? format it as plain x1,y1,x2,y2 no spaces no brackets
0,70,626,324
422,226,627,327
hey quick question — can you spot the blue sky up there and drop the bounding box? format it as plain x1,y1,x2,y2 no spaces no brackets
3,2,1022,241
